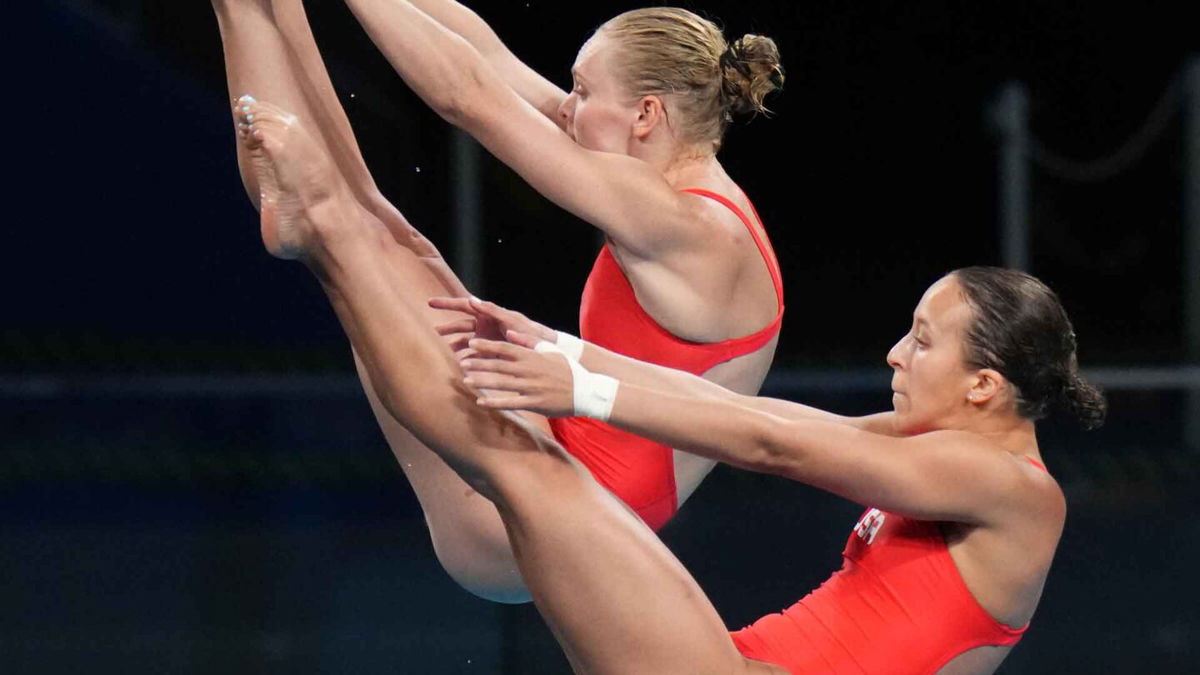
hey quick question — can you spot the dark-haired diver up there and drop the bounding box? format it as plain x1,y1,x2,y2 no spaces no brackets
451,267,1104,673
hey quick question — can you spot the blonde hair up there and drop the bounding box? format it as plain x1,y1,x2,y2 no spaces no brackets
597,7,784,150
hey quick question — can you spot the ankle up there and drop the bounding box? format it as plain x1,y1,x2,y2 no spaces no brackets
305,193,367,251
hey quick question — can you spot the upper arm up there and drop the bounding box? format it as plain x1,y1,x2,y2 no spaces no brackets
849,412,902,436
766,424,1038,524
488,51,569,125
446,65,709,257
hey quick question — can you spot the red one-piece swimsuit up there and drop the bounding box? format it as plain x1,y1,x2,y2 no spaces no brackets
548,188,784,530
731,459,1050,673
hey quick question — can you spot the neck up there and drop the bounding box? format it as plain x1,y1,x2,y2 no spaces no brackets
662,150,719,185
632,135,717,184
970,415,1041,459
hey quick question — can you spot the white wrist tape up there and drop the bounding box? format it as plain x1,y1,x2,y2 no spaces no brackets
534,340,619,422
554,331,585,362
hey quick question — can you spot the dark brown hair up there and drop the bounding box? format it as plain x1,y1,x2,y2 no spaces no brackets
952,267,1107,429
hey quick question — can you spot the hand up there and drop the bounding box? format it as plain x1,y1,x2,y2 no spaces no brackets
430,296,556,357
459,336,576,418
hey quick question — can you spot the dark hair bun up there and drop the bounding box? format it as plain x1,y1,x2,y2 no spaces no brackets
1059,371,1108,430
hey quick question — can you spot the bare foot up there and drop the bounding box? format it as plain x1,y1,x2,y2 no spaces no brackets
234,94,343,259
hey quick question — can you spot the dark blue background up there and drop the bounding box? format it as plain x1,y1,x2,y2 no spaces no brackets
3,2,1197,673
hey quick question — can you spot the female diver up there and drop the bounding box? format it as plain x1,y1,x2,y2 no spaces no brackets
213,0,785,601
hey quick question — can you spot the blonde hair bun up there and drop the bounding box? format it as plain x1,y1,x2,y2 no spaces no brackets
721,34,785,118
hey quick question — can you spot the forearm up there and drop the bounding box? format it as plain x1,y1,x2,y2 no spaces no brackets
607,382,911,499
607,382,805,476
408,0,563,113
344,1,501,120
347,0,563,121
406,0,507,58
579,341,866,428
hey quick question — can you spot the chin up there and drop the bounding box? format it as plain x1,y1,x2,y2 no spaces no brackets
891,412,927,437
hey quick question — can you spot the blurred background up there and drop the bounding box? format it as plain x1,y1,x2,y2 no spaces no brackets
4,1,1198,672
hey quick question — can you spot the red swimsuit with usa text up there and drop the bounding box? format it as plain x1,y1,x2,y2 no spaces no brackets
731,505,1030,674
548,188,784,531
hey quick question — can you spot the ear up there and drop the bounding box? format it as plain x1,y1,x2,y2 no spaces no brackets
632,95,667,140
966,368,1005,407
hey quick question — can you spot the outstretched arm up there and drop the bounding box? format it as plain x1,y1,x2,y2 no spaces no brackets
432,296,898,435
406,0,567,122
343,0,712,258
576,343,900,436
461,335,1039,525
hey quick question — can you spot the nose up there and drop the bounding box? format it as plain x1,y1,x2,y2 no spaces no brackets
558,93,576,126
886,333,908,370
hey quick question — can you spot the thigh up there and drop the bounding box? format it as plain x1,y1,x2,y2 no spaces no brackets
673,450,718,508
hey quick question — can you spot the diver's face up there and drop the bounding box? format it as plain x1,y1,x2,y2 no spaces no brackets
558,34,636,154
886,276,979,435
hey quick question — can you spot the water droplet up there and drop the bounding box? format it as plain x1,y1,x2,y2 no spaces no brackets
415,166,422,173
349,93,356,99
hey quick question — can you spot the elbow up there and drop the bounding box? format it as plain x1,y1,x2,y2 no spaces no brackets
431,62,496,130
746,416,802,478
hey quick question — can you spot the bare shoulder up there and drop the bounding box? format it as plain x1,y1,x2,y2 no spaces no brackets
680,187,761,244
638,187,743,259
910,430,1066,525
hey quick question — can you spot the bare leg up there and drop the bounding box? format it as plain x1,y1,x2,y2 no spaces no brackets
265,0,461,269
214,0,533,600
237,97,784,675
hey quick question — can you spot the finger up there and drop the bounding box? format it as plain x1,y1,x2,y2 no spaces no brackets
429,297,477,314
447,336,475,354
435,318,477,336
506,330,542,349
476,394,539,411
463,371,526,392
472,297,520,322
467,338,522,360
460,357,524,376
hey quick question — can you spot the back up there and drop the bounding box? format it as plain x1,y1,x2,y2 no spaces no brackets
732,509,1028,675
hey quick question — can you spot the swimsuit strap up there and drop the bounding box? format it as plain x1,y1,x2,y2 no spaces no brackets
680,188,784,312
